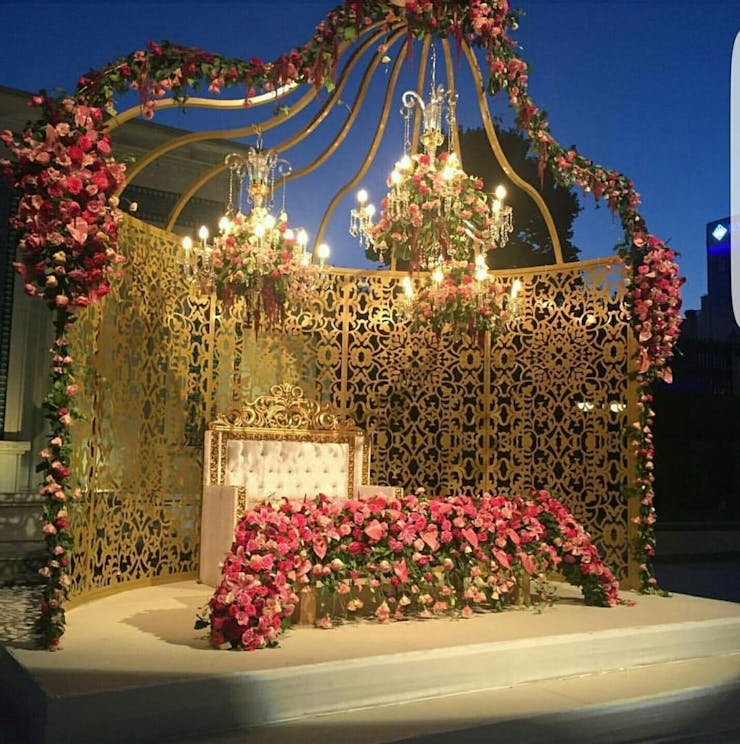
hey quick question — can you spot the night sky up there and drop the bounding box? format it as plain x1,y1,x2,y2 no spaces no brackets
2,1,739,312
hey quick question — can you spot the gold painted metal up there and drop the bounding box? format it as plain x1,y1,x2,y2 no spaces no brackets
118,86,317,198
163,27,391,233
211,382,363,432
461,44,564,265
313,33,410,253
63,26,638,606
282,28,406,189
66,217,634,604
107,85,300,131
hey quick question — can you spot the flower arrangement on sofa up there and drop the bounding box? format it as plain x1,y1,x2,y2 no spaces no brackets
201,489,620,651
368,151,495,270
209,208,318,332
407,260,513,342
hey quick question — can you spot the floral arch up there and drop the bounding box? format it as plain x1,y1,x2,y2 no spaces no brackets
0,0,682,649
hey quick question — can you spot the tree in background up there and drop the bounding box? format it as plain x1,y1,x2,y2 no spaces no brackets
459,124,581,268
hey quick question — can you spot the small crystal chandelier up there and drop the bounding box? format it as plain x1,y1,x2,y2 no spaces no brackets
181,135,326,291
349,48,513,272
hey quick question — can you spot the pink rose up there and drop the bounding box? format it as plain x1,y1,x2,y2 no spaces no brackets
364,519,385,542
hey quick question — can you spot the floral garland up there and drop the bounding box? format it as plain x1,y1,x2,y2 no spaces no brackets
1,96,125,648
210,209,318,334
0,1,682,648
202,489,621,651
407,260,511,344
368,151,494,269
0,97,126,309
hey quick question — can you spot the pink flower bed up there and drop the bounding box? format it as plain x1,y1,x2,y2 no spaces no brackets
205,489,620,651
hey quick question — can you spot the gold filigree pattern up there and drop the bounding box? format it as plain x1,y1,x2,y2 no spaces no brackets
65,218,636,604
211,383,363,432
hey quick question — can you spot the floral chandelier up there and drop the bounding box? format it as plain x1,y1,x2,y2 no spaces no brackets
181,136,324,331
349,51,513,273
349,50,518,342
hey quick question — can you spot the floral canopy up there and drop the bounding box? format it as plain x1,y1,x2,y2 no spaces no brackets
0,0,682,649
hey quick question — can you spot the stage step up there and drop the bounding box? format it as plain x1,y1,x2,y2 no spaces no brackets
1,581,738,744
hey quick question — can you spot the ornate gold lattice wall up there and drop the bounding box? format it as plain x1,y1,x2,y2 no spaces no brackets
67,216,636,603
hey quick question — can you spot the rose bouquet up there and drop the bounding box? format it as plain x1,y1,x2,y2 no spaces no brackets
407,260,512,342
202,489,620,651
368,151,494,270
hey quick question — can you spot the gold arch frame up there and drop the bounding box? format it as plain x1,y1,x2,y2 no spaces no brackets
113,21,563,266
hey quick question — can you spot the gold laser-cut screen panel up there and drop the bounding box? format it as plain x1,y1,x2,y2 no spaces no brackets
68,217,632,601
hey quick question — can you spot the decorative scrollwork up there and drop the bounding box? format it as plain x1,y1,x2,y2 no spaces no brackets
210,383,363,433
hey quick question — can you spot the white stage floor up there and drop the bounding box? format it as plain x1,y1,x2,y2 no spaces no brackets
1,581,739,743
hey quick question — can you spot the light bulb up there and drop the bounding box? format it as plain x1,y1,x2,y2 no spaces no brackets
441,165,454,181
399,154,412,171
218,216,230,233
475,253,487,268
366,204,376,218
198,225,209,242
475,267,488,282
432,267,444,284
182,236,192,252
511,279,522,299
317,243,330,260
284,228,295,242
297,229,308,247
402,276,414,298
390,170,402,186
494,185,507,200
254,223,266,238
357,189,368,205
264,214,276,229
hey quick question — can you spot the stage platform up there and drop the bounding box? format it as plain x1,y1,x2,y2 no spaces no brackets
1,581,739,743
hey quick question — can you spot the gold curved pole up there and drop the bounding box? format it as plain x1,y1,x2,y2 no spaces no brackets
106,84,299,133
164,27,390,232
461,43,564,265
312,32,410,257
286,27,406,183
163,163,227,232
118,86,317,195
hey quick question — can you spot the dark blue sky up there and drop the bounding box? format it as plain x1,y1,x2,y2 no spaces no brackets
3,1,739,312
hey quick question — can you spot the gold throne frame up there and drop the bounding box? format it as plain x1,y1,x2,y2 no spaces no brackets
199,383,372,585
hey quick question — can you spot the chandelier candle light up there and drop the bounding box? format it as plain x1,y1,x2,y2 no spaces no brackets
181,138,323,332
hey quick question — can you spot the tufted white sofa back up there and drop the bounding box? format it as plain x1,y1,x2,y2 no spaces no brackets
225,439,351,502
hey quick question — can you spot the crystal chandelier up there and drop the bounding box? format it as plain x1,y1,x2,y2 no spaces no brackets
349,51,513,272
180,136,326,330
182,137,329,290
